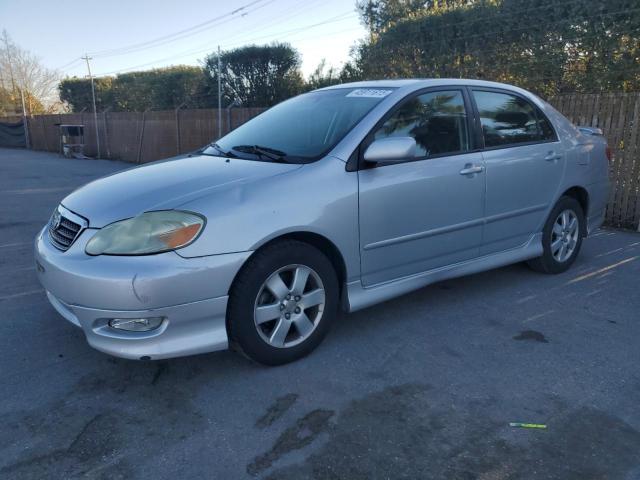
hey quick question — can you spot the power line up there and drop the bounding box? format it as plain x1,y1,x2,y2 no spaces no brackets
54,58,83,71
53,0,275,74
224,12,358,49
92,11,358,76
89,0,273,58
199,0,328,51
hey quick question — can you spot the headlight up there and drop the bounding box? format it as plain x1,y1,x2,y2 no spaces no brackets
85,210,205,256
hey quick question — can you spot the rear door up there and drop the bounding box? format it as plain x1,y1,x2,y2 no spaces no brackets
470,89,564,254
358,88,486,286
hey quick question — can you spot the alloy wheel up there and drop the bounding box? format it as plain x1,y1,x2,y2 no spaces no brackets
551,209,579,262
253,264,326,348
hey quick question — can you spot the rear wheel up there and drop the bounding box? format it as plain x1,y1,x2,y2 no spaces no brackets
227,240,338,365
527,196,584,274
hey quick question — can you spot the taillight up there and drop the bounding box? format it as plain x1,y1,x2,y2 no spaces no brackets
605,145,612,163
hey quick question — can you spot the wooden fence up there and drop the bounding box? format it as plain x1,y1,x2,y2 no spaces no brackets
550,93,640,230
5,107,266,164
3,93,640,229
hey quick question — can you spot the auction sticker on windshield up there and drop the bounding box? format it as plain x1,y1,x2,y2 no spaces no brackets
346,88,393,98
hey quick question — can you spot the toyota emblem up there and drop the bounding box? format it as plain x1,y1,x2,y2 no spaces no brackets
51,211,61,230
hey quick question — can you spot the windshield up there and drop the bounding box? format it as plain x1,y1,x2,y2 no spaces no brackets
202,87,395,163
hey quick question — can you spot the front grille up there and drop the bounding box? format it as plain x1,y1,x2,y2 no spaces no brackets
48,208,83,251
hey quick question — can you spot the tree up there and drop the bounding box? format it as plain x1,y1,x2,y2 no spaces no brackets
307,59,342,90
109,66,209,111
356,0,474,35
0,30,60,114
59,66,209,112
203,43,305,107
350,0,640,96
58,77,113,112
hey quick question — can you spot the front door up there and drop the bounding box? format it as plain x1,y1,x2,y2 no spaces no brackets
358,89,486,287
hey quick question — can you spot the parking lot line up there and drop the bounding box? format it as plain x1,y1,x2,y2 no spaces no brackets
0,242,31,249
0,289,44,301
567,256,639,284
2,187,74,195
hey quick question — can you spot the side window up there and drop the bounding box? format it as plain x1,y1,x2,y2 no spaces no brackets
536,109,557,141
374,90,469,158
473,90,550,148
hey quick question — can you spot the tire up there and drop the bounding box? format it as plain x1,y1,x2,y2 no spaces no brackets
527,196,585,274
227,240,338,366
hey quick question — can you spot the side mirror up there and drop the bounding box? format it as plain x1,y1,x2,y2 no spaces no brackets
363,137,416,164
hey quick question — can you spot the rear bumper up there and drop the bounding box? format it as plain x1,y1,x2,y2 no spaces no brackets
35,226,252,360
586,179,610,235
586,208,606,235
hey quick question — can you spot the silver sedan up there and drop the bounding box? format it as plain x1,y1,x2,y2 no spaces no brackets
35,79,610,365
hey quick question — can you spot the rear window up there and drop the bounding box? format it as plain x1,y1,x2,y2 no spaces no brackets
472,90,556,148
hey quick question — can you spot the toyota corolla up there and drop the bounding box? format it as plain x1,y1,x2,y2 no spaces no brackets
35,79,610,365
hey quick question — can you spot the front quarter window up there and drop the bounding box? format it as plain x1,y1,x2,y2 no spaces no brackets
204,88,395,163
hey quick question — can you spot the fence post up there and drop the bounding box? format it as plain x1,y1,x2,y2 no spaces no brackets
103,108,112,159
78,107,87,156
40,116,49,152
58,114,63,154
226,99,240,135
136,109,149,164
22,113,30,149
25,115,32,149
175,102,185,155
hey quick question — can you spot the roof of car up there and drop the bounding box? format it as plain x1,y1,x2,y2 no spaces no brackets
321,78,527,92
319,78,542,106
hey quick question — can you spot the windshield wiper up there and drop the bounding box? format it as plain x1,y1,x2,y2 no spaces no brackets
207,143,238,158
232,145,289,162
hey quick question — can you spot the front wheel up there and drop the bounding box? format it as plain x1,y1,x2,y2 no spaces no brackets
227,240,338,365
527,196,585,274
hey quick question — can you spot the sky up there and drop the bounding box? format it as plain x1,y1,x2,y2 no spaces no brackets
0,0,367,79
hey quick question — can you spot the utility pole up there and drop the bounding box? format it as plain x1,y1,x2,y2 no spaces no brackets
217,45,222,139
19,88,29,148
82,54,101,158
1,31,29,147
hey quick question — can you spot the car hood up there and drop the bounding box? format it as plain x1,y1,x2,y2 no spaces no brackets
62,154,302,227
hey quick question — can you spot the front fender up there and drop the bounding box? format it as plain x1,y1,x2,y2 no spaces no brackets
175,157,361,281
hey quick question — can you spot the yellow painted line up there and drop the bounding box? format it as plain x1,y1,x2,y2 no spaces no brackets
510,422,547,429
567,256,639,284
595,247,624,258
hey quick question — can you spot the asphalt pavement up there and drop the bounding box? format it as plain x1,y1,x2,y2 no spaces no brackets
1,147,640,480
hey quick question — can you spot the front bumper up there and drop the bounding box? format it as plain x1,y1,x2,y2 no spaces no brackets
35,226,252,360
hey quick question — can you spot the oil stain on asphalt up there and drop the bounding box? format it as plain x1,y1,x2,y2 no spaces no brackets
259,383,640,480
248,409,334,475
513,330,549,343
0,359,206,480
255,393,299,429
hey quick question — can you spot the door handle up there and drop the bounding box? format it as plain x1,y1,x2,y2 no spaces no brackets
544,152,562,162
459,164,484,175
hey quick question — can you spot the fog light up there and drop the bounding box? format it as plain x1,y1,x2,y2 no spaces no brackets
108,317,164,332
